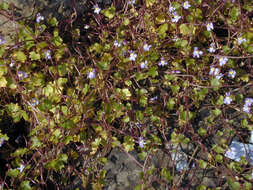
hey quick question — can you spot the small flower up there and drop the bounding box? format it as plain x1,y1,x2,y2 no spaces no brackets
138,137,146,148
224,92,232,105
17,164,25,173
150,96,158,102
171,70,181,74
140,60,148,69
228,69,236,79
171,13,181,23
44,50,51,60
31,98,39,106
129,51,137,61
87,69,96,79
17,71,28,80
183,1,191,9
0,36,6,45
208,43,216,53
245,98,253,107
0,138,4,147
237,37,246,45
216,73,223,80
243,105,251,114
193,47,203,58
143,43,152,51
129,0,136,5
114,40,121,47
136,122,141,128
36,13,44,23
209,66,220,76
169,6,176,13
218,57,228,66
84,24,90,29
9,60,16,67
206,22,214,31
158,57,168,66
93,5,101,14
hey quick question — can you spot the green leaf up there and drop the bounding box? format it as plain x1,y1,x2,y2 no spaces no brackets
29,51,41,61
11,148,28,157
122,116,130,123
198,127,207,136
212,108,221,117
171,85,180,95
230,7,240,21
0,76,7,87
216,95,224,106
199,160,207,169
0,1,9,10
103,6,115,19
215,154,223,163
31,136,42,149
62,119,75,129
155,14,166,24
20,180,32,190
157,23,168,38
7,169,19,178
122,88,131,99
167,98,175,110
148,66,158,77
12,51,27,63
197,185,207,190
139,95,148,107
146,0,156,7
179,24,191,35
161,168,172,182
210,78,221,88
49,17,58,27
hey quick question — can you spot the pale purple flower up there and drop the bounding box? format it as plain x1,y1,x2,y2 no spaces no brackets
0,36,6,45
237,37,246,45
129,0,136,5
93,5,101,14
208,43,216,53
140,60,148,69
218,57,228,66
31,98,39,106
193,47,203,58
224,92,232,105
136,122,141,128
245,98,253,107
158,57,168,66
138,137,146,148
143,43,152,51
171,70,181,74
17,71,28,80
171,13,181,23
129,51,137,61
150,96,158,102
206,22,214,31
243,105,251,114
114,40,121,47
216,73,223,80
87,69,96,79
169,6,176,13
17,164,25,173
209,66,220,76
0,138,4,147
228,69,236,79
183,1,191,9
44,50,51,60
36,13,44,23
